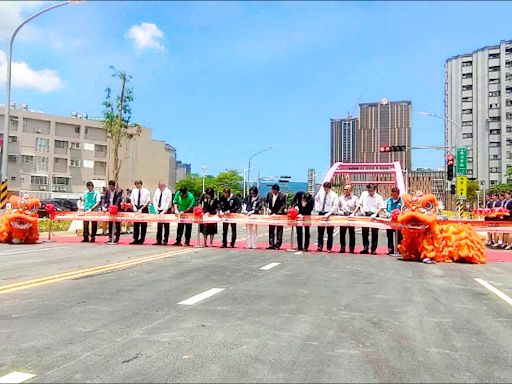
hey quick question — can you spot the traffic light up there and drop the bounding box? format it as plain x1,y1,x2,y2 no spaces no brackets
379,145,407,152
450,184,456,195
447,153,455,181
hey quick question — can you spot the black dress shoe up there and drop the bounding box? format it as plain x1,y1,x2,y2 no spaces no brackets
339,248,345,254
349,249,354,253
90,237,96,243
129,240,139,245
266,245,275,250
113,238,120,243
304,247,308,252
371,250,377,255
81,238,89,243
221,244,227,248
360,249,369,254
172,241,182,246
153,242,162,245
230,244,235,248
162,241,168,245
185,242,191,246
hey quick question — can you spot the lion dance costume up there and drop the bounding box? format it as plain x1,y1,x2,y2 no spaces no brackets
0,195,41,244
397,191,486,264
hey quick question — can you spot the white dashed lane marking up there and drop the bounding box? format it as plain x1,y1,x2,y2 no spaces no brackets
0,371,36,383
474,278,512,307
259,262,280,271
178,288,225,305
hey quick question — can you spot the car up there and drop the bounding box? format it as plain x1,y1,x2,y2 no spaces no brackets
38,198,79,218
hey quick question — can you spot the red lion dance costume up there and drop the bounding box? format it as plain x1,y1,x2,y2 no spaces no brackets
0,195,41,244
397,191,486,264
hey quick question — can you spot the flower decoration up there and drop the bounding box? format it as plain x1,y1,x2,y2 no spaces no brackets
121,202,133,212
287,207,299,220
108,205,119,215
45,203,56,220
193,206,204,218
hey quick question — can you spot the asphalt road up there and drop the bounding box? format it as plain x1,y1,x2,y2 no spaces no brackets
1,230,512,383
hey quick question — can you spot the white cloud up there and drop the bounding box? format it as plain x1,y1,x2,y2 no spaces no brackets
126,22,165,52
0,50,62,93
0,1,47,41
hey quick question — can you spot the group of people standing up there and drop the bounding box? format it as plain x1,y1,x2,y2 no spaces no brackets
485,191,512,250
79,179,402,254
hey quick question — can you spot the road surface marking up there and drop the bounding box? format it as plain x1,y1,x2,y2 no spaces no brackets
0,245,72,256
259,262,280,271
178,288,224,305
474,278,512,307
0,248,195,295
0,371,36,383
294,251,303,255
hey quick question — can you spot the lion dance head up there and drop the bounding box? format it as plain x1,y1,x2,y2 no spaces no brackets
397,191,486,264
0,194,41,244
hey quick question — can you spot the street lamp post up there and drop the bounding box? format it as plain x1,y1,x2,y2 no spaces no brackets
201,165,207,194
246,146,271,197
1,1,80,199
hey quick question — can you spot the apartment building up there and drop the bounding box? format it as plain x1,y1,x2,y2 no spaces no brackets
176,161,191,183
445,39,512,187
330,117,358,165
0,105,179,198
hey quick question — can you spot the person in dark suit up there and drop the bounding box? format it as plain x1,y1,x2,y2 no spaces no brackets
219,188,241,248
265,184,287,250
292,191,314,252
102,179,124,244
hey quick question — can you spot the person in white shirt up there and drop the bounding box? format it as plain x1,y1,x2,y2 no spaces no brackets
153,181,173,245
314,181,339,253
129,180,151,245
352,183,385,255
338,184,358,253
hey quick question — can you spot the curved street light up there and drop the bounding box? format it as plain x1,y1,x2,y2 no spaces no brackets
246,146,272,197
1,1,82,197
417,110,463,150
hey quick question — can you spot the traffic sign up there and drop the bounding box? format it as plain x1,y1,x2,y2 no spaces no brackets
456,147,468,176
456,176,467,199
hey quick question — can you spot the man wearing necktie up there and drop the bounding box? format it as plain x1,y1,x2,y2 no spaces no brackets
153,181,173,245
314,182,339,253
129,180,151,244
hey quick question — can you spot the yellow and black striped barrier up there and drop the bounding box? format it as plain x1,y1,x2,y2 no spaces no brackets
0,180,7,209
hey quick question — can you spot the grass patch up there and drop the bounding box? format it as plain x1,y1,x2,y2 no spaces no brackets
38,219,72,232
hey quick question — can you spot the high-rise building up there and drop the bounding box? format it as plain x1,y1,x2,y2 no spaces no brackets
356,99,412,171
445,39,512,187
330,117,358,165
0,105,180,198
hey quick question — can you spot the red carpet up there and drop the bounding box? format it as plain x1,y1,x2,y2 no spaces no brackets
47,234,512,263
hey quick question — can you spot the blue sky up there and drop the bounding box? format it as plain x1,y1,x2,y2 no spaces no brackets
1,1,511,182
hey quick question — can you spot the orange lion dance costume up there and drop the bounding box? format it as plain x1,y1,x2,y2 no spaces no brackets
0,195,41,244
397,191,486,264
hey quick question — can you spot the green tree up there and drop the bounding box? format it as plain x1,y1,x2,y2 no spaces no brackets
212,170,243,195
488,183,512,195
103,66,141,182
176,175,203,198
466,180,479,205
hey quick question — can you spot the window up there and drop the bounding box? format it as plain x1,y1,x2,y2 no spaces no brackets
489,116,501,122
507,138,512,146
507,126,512,133
467,157,473,163
489,91,501,97
489,103,500,109
52,177,69,186
462,96,473,102
462,61,472,67
8,136,17,143
85,128,89,135
462,73,473,79
490,154,501,160
507,100,512,107
462,85,473,91
489,79,500,84
34,156,49,172
55,140,67,148
21,155,33,164
507,112,512,120
507,86,512,94
506,60,512,68
96,144,105,152
489,53,500,59
83,160,94,168
8,155,17,162
490,167,500,173
31,176,48,185
70,160,80,167
462,121,472,127
35,137,49,152
462,133,473,139
70,142,80,149
83,143,95,151
462,109,472,114
489,66,500,72
74,126,80,134
467,169,473,176
489,142,501,147
489,129,501,135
